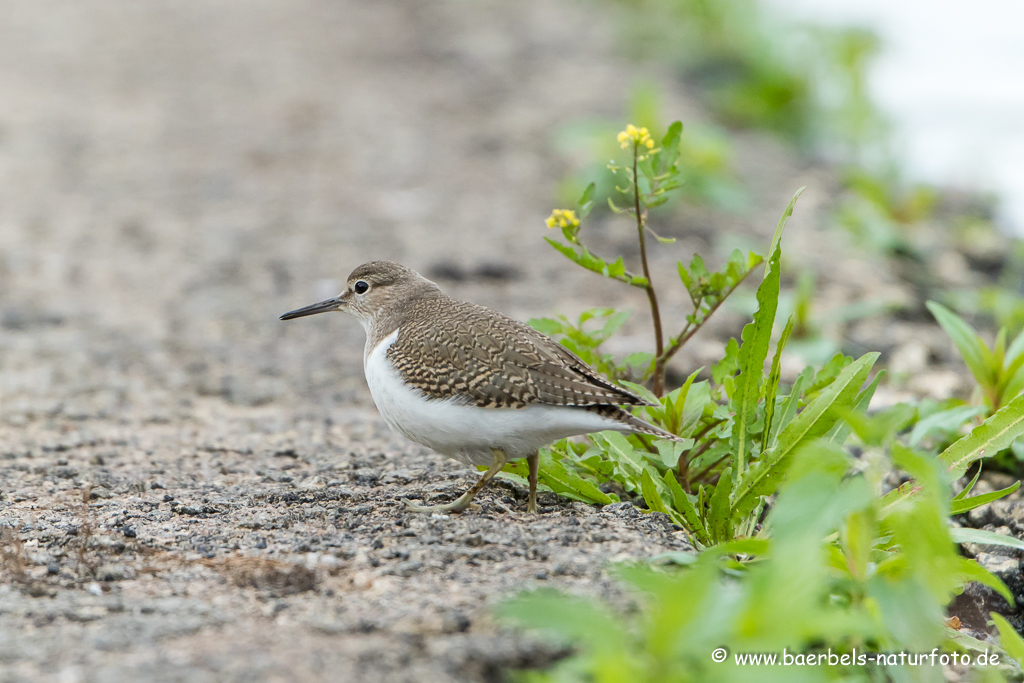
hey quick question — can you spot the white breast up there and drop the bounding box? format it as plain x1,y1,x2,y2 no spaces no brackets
362,330,629,466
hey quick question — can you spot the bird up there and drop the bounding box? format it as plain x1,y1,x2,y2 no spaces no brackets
280,261,678,514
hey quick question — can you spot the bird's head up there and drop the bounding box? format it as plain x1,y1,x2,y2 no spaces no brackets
279,260,441,331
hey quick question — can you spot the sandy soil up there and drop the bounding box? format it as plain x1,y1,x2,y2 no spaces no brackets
0,1,1020,681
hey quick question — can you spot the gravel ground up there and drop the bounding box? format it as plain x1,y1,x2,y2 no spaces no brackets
1,1,1022,681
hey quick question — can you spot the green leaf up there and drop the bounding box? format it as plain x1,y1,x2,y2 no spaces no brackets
956,557,1014,606
497,590,630,661
992,612,1024,666
604,257,626,279
655,440,689,469
939,392,1024,478
952,464,983,501
712,338,740,386
841,401,914,448
927,301,992,389
538,457,614,505
680,380,711,437
619,380,659,406
731,353,878,522
664,469,710,545
908,405,987,448
808,353,853,395
662,121,682,156
762,315,795,454
825,370,882,445
767,368,810,451
527,317,564,336
708,466,734,543
642,470,672,516
950,480,1021,515
623,352,656,378
577,182,596,220
951,527,1024,552
1006,327,1024,365
731,220,784,475
593,432,666,498
766,187,805,276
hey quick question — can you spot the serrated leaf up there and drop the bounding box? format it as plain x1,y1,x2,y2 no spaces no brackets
604,257,626,279
731,223,784,475
712,338,740,385
950,480,1021,515
731,353,878,522
940,392,1024,478
677,261,692,289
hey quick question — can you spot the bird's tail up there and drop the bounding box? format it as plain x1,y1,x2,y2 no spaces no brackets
587,405,683,442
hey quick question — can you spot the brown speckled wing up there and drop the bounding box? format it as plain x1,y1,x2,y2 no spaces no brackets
385,297,648,409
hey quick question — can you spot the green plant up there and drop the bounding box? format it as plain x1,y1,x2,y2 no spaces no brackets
554,85,741,217
544,121,762,398
506,115,1024,680
501,434,1023,682
836,168,936,261
598,0,886,154
928,301,1024,412
531,123,889,547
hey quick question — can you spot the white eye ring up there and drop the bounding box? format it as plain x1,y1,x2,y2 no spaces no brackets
353,280,370,295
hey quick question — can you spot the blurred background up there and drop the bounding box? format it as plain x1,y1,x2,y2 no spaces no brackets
1,0,1020,426
3,1,1024,679
770,0,1024,230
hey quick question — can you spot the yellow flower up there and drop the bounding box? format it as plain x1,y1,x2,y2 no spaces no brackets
545,209,579,230
617,123,655,150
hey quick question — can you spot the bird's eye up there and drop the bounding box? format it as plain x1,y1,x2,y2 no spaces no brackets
353,280,370,295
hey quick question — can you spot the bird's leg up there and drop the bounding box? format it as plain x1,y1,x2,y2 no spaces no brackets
526,451,539,514
404,448,508,513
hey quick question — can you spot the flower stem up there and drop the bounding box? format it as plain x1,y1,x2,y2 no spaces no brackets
633,145,665,396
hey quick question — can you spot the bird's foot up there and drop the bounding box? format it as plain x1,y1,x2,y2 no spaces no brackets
402,496,479,514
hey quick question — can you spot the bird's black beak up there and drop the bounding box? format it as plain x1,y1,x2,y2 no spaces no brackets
279,297,343,321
